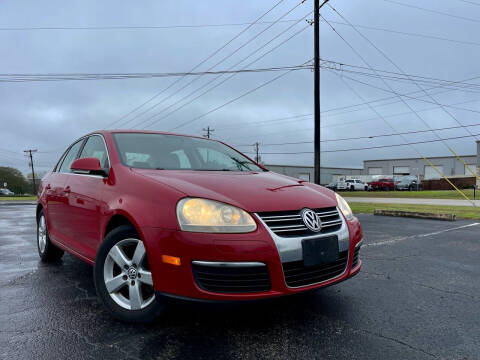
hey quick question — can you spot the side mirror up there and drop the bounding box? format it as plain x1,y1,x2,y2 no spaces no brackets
71,157,108,177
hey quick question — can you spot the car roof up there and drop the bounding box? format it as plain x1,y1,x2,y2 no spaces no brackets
90,129,211,142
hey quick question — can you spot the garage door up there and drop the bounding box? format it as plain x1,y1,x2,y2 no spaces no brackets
424,165,443,179
393,166,410,175
368,167,382,175
464,164,478,176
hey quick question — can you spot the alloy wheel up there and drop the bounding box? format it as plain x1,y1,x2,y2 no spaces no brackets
38,215,47,253
103,238,154,310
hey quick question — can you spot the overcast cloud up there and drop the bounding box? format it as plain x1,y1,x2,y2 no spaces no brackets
1,0,480,174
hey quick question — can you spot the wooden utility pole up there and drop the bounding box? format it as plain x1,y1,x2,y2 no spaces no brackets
254,142,260,163
314,0,329,185
24,149,37,195
202,126,214,139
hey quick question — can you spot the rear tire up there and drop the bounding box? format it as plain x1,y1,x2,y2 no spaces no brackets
37,210,64,262
94,224,165,323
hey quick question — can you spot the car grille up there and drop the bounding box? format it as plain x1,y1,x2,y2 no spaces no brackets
191,262,271,293
282,251,348,287
257,207,343,237
352,246,360,268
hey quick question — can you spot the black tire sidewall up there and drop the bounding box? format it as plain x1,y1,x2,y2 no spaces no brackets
37,210,63,262
93,224,164,323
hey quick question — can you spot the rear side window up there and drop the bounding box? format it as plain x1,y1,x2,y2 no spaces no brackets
58,140,84,173
79,135,109,169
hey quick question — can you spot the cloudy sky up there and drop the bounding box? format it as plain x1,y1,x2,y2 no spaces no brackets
1,0,480,174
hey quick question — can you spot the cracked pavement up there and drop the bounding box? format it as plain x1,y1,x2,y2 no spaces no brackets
0,205,479,359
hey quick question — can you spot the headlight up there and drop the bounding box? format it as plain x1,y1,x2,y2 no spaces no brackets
335,193,355,221
176,198,257,233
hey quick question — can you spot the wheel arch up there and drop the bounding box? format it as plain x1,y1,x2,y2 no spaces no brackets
103,210,144,241
36,203,44,223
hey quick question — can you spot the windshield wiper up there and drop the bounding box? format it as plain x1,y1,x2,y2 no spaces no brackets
194,168,234,171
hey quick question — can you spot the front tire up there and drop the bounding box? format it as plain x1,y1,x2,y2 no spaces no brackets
94,225,164,323
37,210,64,262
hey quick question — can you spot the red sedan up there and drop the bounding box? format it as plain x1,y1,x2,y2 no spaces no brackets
37,130,363,322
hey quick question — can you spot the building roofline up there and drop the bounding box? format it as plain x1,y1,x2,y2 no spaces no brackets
265,164,363,170
363,154,476,162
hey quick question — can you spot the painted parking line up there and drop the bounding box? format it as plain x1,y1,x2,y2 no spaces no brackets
365,222,480,247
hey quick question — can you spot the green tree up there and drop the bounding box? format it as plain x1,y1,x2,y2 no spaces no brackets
0,167,30,194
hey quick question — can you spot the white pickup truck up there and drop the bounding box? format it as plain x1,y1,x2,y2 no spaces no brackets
336,179,368,191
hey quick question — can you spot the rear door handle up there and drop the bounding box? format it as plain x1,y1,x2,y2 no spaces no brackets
63,186,71,194
45,184,51,190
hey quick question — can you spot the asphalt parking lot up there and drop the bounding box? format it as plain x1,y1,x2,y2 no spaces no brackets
1,205,479,360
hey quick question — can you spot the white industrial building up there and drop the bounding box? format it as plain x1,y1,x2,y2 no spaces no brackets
266,165,362,184
267,140,480,185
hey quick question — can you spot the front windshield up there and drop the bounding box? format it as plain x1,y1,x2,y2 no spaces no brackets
113,133,264,172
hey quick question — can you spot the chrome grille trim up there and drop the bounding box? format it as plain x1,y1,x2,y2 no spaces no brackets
254,207,350,264
257,207,343,237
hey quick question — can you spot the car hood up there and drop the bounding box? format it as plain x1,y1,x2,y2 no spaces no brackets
133,169,337,212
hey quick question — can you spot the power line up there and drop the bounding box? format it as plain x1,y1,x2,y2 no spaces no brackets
217,96,480,140
0,19,307,32
219,95,480,144
319,76,480,117
243,131,480,154
457,0,480,6
105,0,287,129
125,1,310,129
341,73,480,117
0,64,312,83
136,18,312,129
323,8,476,202
326,6,480,141
320,18,480,47
231,122,480,146
169,58,312,131
321,59,480,92
381,0,480,24
215,113,314,130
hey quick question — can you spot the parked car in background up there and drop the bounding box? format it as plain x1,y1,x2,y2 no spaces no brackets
395,176,420,191
337,179,368,191
0,188,14,196
369,178,395,191
325,181,337,191
36,130,363,322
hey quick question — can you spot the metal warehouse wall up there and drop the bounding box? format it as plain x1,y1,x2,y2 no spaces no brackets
477,141,480,188
363,155,477,178
266,165,362,185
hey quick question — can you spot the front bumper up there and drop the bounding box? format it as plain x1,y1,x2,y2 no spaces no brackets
141,215,363,301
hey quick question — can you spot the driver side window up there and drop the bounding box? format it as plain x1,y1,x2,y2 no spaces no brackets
79,135,110,169
58,140,84,173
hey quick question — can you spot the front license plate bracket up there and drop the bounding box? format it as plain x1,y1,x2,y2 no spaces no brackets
302,236,339,267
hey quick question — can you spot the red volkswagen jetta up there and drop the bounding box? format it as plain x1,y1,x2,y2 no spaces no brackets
37,130,363,322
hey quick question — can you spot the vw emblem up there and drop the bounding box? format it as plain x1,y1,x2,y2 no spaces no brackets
301,208,322,232
127,267,137,279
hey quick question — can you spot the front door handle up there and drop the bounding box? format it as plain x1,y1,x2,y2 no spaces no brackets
45,184,51,190
63,186,71,194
